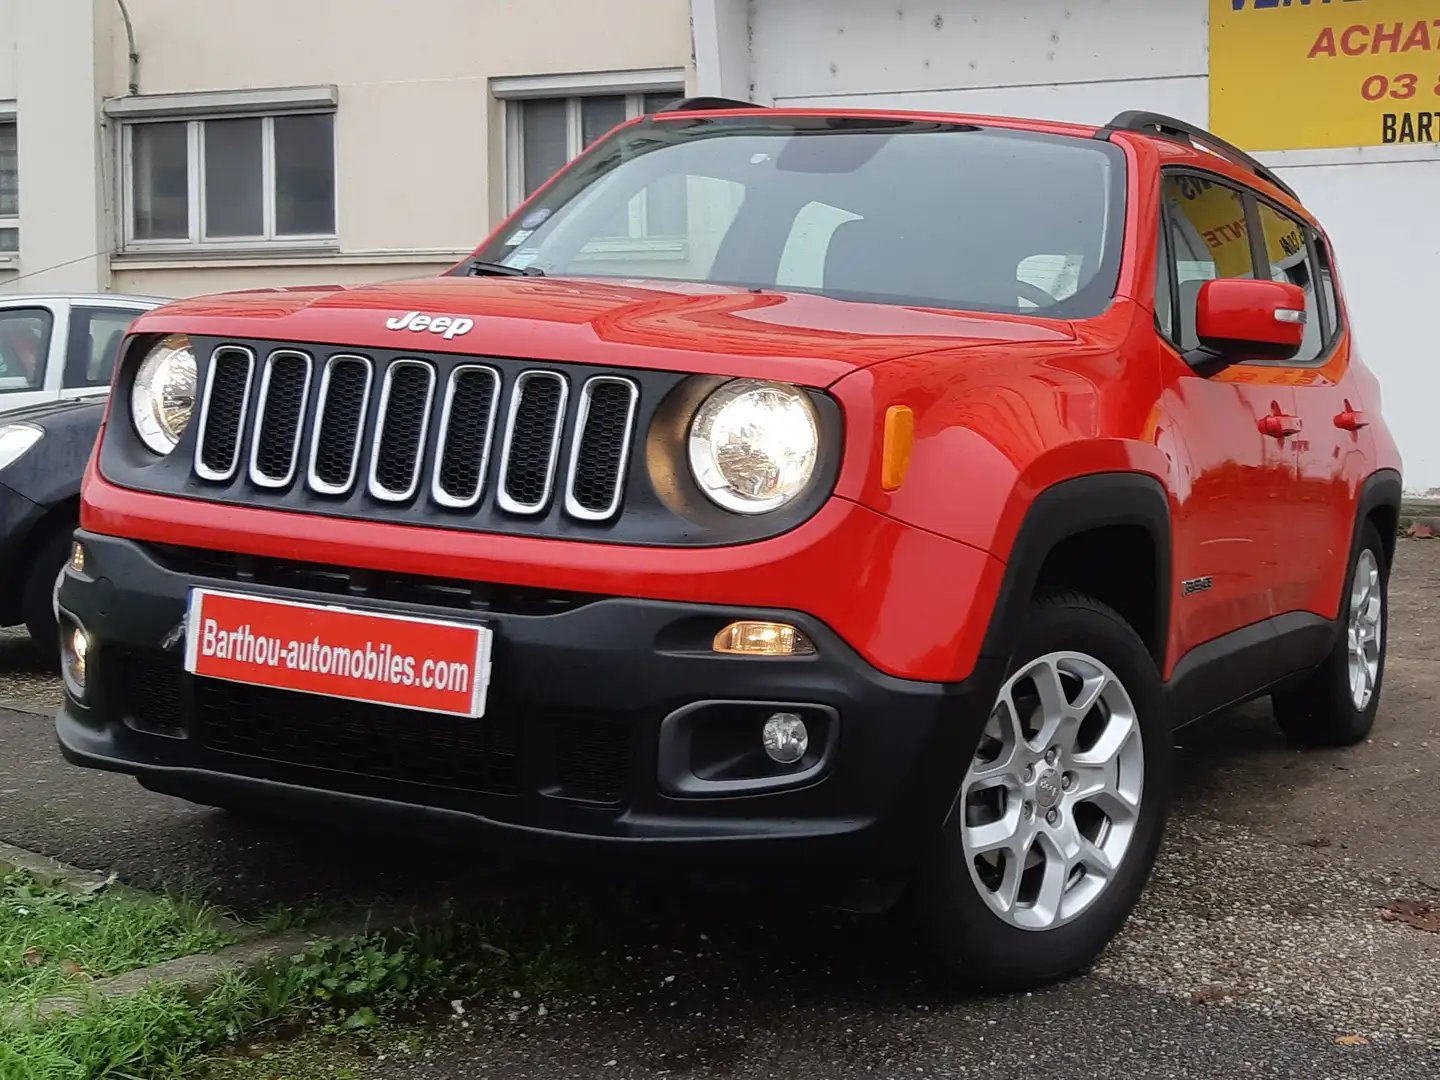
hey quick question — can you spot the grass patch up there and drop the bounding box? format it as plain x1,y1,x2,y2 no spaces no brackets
1,868,232,1000
1,885,651,1080
0,867,238,1079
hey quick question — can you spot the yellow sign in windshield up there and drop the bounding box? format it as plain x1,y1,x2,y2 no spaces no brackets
1166,175,1306,278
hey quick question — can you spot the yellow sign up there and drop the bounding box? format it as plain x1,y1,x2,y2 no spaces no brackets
1210,0,1440,152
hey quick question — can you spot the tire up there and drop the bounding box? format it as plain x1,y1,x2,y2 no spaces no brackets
1271,521,1388,747
909,590,1171,993
21,527,73,667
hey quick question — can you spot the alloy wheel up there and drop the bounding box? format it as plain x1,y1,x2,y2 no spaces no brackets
1347,548,1383,711
960,651,1144,931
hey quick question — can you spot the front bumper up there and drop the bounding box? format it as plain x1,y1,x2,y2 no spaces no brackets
55,531,1003,877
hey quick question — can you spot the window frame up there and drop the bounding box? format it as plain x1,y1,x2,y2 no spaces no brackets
62,304,150,391
0,108,18,258
0,305,56,395
1157,165,1340,370
499,77,686,259
1245,188,1342,369
119,109,338,254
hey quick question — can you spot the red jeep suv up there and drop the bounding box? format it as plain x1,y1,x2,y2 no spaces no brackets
55,103,1400,990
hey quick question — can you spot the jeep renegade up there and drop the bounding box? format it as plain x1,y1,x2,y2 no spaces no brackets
54,103,1401,990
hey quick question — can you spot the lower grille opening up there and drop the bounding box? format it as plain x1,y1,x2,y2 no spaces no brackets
550,717,631,805
115,650,186,737
195,679,522,796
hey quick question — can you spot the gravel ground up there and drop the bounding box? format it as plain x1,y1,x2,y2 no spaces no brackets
4,542,1440,1078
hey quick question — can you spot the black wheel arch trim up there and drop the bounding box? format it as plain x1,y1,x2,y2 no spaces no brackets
978,471,1172,672
1351,468,1402,573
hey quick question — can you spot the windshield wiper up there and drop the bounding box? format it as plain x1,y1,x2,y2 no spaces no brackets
464,257,545,278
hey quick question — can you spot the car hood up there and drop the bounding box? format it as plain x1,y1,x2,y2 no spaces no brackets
133,275,1077,386
0,397,106,429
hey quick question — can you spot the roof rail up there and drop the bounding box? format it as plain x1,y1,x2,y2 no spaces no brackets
1101,110,1298,201
658,96,767,113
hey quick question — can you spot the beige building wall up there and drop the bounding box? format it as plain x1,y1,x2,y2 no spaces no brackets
106,0,693,297
2,0,693,299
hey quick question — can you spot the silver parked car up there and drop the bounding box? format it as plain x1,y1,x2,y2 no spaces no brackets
0,293,170,416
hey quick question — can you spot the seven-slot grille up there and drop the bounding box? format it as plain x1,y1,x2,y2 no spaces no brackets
192,346,640,521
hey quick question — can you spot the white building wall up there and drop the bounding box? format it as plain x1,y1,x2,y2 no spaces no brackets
707,0,1440,490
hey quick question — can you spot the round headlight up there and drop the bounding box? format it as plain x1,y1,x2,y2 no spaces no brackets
687,379,819,514
130,334,197,456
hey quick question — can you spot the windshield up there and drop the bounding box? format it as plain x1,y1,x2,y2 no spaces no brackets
472,114,1127,319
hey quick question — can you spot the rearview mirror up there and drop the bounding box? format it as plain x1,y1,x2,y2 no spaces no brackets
1187,278,1307,375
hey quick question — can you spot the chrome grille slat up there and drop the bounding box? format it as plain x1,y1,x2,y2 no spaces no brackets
431,364,501,510
192,347,639,524
367,359,437,503
497,371,568,516
307,355,373,496
564,376,638,522
193,346,255,482
248,350,312,489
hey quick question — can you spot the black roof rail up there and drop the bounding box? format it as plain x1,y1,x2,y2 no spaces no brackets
1100,110,1299,202
658,96,767,113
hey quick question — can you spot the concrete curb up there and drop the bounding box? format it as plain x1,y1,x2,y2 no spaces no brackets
1,841,453,1031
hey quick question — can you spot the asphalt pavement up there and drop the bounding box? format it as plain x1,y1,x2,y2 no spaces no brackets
2,543,1439,1078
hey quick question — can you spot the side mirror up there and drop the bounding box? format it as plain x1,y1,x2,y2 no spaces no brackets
1187,278,1307,375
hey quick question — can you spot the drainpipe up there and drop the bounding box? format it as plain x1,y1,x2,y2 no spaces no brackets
115,0,138,95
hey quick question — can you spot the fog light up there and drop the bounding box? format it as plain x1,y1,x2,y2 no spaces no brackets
68,542,85,573
62,625,89,697
713,621,815,656
762,712,808,765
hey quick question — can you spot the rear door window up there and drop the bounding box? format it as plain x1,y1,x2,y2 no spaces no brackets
64,306,145,389
0,307,55,393
1254,201,1323,363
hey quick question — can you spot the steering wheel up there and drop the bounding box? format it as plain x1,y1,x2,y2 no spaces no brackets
1014,280,1058,307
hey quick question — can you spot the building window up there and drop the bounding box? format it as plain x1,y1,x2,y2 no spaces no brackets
123,112,335,250
509,91,683,209
0,120,17,253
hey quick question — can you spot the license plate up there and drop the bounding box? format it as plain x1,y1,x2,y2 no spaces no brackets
184,589,492,718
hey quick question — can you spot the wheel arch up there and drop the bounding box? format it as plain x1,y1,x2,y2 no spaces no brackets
978,472,1172,674
1354,468,1401,573
2,495,79,622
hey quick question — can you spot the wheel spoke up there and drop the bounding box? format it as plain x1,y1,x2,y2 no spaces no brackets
993,835,1030,912
1028,659,1107,752
1081,785,1140,826
1071,711,1136,770
1031,836,1073,925
1077,833,1116,878
964,810,1022,858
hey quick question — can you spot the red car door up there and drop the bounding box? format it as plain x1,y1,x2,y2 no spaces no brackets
1154,172,1305,660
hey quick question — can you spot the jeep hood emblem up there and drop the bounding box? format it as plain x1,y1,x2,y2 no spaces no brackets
385,310,475,340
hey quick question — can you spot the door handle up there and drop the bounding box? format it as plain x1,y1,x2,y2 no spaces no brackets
1258,414,1303,438
1334,407,1369,431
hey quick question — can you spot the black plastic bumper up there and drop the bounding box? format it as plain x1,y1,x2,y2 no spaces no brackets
55,531,1002,877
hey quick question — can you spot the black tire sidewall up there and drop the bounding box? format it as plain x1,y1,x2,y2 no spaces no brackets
1323,522,1388,737
914,595,1171,989
21,528,72,662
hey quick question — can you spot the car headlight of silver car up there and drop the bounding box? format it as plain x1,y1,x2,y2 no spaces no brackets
0,422,43,472
687,379,820,514
130,334,198,456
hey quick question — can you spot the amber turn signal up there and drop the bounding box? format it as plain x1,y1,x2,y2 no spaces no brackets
881,405,914,491
713,621,816,656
